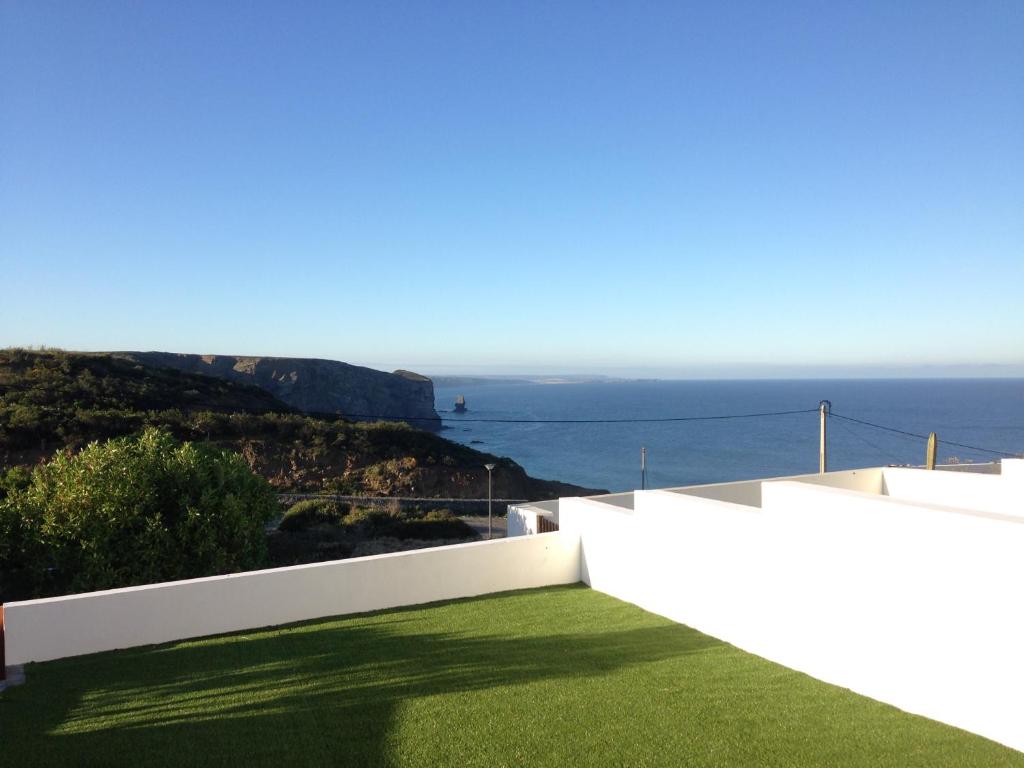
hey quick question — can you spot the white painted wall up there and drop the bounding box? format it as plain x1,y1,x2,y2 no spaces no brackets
507,500,558,536
559,471,1024,753
507,505,533,536
1001,458,1024,481
669,467,883,507
4,534,581,665
758,481,1024,750
882,466,1023,518
557,497,636,588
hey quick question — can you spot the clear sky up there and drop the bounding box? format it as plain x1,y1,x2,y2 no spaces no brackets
1,1,1021,376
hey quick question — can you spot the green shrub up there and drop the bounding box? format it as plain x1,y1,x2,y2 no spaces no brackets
322,476,358,495
343,506,405,536
393,509,476,540
0,427,277,600
278,498,350,532
0,492,46,601
341,506,475,541
0,465,31,500
422,508,455,521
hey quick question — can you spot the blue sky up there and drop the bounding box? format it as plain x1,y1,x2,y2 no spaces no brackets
1,1,1021,376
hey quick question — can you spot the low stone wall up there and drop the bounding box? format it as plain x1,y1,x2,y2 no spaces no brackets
279,494,527,516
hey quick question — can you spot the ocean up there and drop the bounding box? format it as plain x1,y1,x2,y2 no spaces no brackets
434,379,1024,492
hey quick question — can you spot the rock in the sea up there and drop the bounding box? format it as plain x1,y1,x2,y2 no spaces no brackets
120,352,442,429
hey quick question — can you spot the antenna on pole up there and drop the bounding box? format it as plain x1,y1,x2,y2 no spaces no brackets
926,432,938,470
819,400,831,474
640,446,647,490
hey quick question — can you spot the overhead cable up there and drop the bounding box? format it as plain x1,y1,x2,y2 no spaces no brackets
829,411,1016,458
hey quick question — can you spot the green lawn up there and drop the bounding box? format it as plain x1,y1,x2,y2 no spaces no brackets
2,584,1021,767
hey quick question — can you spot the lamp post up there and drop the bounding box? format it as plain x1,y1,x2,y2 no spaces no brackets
484,463,496,539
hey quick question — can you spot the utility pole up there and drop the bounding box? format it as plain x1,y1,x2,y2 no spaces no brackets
926,432,938,470
819,400,831,474
484,463,496,539
640,447,647,490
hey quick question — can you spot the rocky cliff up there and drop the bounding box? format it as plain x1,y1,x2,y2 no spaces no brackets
120,352,442,429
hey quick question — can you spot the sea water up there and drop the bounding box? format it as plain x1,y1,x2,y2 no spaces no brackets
434,379,1024,492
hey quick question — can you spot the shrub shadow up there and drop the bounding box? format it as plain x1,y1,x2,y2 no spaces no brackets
2,588,721,767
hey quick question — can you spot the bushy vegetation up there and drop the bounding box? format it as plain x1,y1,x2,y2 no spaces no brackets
0,428,278,600
278,498,351,531
398,508,478,540
0,465,30,500
0,348,287,452
279,499,474,540
0,349,591,598
269,501,478,566
0,348,602,499
344,506,477,540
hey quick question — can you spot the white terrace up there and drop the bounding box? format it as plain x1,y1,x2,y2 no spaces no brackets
3,460,1022,753
510,460,1024,752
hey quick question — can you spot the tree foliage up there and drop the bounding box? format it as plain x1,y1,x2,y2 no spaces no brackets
0,348,287,452
0,428,277,600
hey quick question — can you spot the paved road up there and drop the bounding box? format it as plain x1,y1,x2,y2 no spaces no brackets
460,515,507,539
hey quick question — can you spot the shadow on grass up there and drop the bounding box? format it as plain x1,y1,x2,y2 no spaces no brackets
2,586,721,767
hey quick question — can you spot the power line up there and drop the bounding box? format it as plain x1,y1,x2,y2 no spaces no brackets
831,416,899,465
300,403,1018,458
830,411,1017,458
339,407,820,424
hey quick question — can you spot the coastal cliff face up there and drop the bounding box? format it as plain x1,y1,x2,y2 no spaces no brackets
120,352,442,429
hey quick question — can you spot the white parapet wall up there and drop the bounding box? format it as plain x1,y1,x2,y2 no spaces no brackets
4,533,581,666
558,463,1024,753
882,464,1022,516
666,467,884,507
757,479,1024,749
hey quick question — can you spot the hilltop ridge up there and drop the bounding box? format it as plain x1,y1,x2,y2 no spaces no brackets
118,352,442,429
0,349,604,499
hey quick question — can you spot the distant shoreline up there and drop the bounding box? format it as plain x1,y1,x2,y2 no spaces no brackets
431,374,1024,388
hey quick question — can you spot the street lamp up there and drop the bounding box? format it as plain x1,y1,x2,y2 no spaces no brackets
484,463,496,539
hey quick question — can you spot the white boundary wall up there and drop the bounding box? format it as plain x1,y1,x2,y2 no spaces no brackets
4,533,580,665
667,467,883,507
558,462,1024,752
882,466,1022,516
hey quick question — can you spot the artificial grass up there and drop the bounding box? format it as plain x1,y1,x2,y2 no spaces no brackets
2,584,1022,767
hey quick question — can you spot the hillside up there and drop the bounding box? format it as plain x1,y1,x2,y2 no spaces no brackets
119,352,442,429
0,349,604,500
